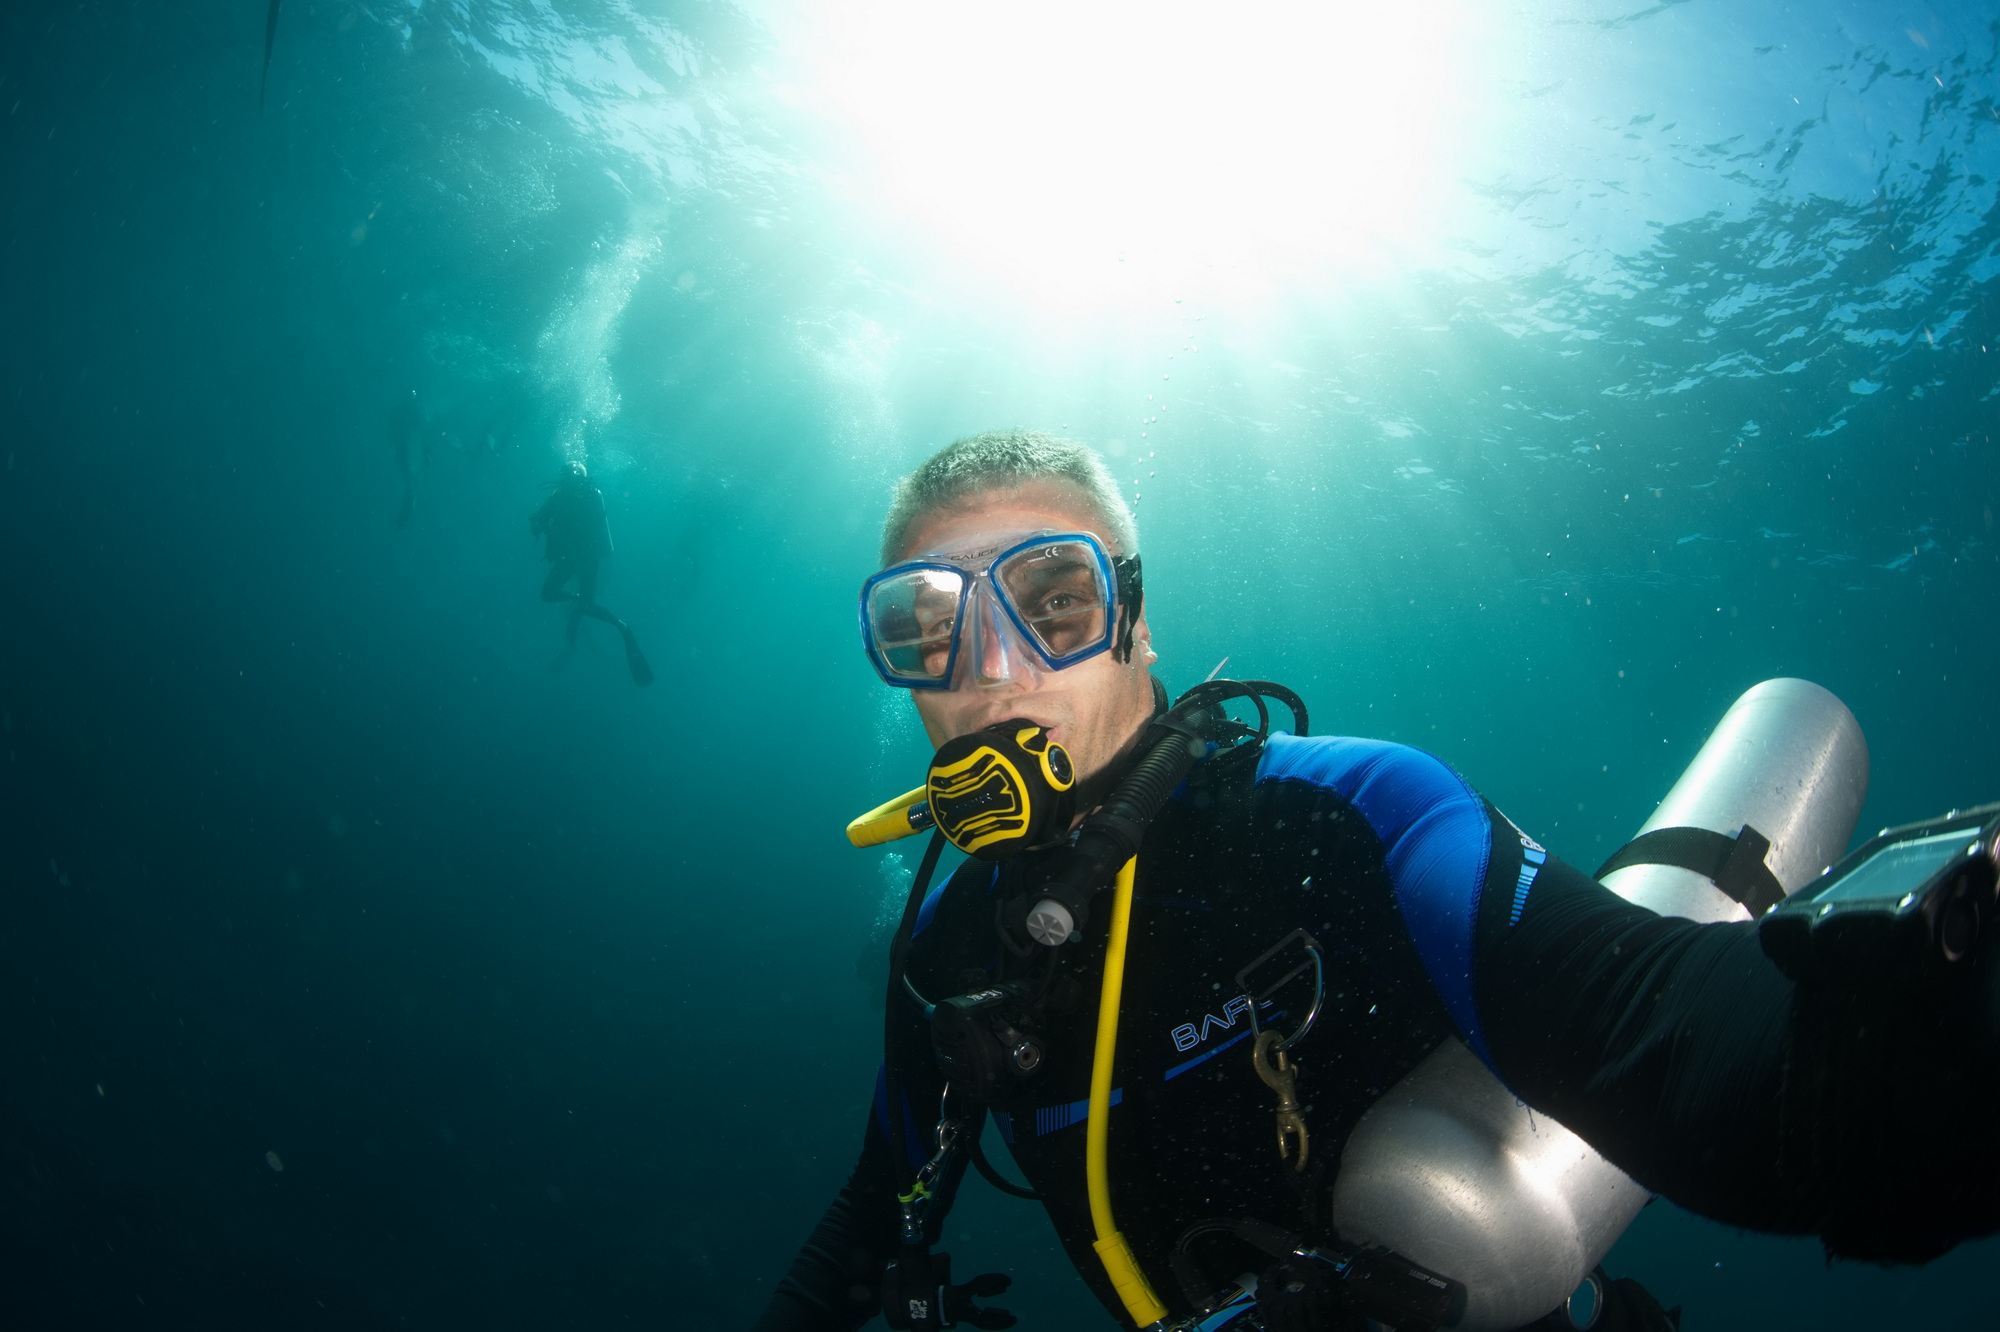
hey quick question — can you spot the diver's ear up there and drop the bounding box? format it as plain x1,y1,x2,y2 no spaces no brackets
1132,613,1157,667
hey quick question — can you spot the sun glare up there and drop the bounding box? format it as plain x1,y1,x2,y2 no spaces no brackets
785,1,1486,310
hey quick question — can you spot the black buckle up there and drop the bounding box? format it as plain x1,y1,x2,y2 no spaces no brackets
1595,824,1783,916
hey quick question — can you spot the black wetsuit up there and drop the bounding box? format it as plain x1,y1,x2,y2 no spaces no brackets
758,733,2000,1329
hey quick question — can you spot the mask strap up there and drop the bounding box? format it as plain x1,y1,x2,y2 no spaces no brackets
1112,555,1144,664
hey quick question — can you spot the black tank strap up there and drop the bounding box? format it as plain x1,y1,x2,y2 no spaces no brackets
1594,823,1785,917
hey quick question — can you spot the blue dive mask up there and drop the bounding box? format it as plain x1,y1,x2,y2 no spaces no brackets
859,531,1142,691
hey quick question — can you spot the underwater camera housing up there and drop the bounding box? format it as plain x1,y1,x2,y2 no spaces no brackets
1761,802,2000,982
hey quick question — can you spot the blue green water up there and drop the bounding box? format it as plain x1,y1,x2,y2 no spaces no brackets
2,1,1998,1326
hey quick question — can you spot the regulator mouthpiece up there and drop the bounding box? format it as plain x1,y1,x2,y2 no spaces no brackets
926,721,1076,859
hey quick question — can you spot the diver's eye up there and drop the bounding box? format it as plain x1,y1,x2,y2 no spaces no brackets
868,566,966,679
1017,585,1105,655
915,613,957,672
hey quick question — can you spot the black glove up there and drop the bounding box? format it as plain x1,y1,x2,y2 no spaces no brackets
882,1250,1017,1331
1256,1257,1353,1332
943,1267,1016,1330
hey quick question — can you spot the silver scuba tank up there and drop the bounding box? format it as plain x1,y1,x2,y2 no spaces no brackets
1598,678,1869,923
1328,679,1870,1330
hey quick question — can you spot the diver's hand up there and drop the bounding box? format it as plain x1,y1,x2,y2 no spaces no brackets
942,1267,1016,1329
881,1252,1016,1331
1255,1257,1350,1332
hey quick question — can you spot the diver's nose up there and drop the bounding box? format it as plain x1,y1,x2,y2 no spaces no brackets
970,590,1023,689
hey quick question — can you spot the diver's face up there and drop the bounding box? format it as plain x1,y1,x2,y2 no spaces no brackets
896,481,1157,784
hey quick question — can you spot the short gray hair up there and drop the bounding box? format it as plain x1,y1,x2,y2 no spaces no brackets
880,430,1138,564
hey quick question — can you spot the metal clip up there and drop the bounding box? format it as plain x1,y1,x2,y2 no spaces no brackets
898,1091,968,1244
1252,1029,1309,1171
1234,927,1326,1052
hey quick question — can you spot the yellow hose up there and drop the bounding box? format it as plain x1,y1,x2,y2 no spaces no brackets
845,785,929,848
1086,857,1169,1327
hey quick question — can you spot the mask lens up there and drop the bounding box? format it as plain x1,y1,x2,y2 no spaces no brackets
996,540,1112,663
865,566,964,682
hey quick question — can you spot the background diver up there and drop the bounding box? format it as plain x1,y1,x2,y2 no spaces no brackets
530,460,653,687
757,430,2000,1332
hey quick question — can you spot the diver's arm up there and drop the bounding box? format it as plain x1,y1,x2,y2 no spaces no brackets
758,954,971,1330
1270,735,2000,1257
756,1077,977,1329
753,1102,900,1332
1473,835,2000,1258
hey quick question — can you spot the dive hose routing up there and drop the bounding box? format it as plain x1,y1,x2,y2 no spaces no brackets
1086,857,1170,1328
851,677,1309,1332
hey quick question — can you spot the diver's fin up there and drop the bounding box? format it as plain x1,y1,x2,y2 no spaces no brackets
621,627,654,688
260,0,281,112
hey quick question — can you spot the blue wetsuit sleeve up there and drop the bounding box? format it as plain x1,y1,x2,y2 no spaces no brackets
1258,735,1499,1064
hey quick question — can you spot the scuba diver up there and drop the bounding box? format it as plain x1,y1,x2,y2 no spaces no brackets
754,430,2000,1332
530,460,653,687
